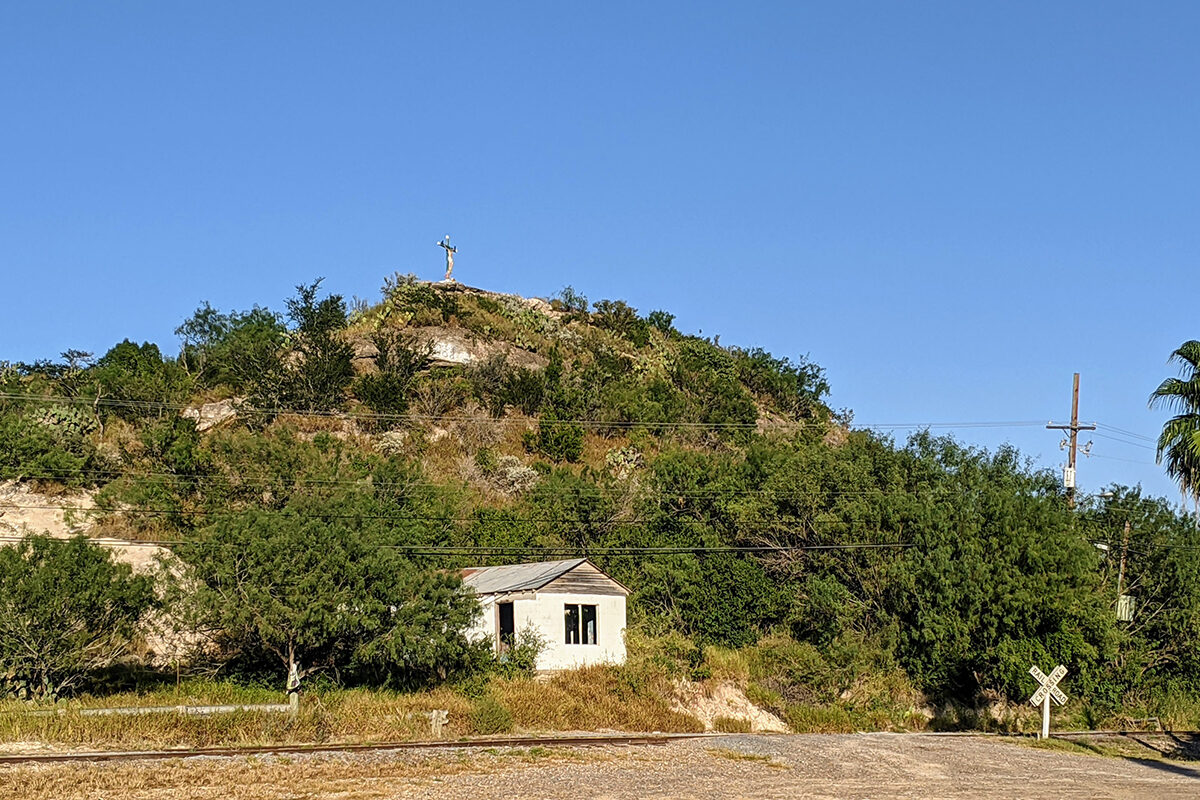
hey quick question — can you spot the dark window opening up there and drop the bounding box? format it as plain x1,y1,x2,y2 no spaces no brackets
498,602,515,650
564,603,598,645
582,604,597,645
564,604,580,644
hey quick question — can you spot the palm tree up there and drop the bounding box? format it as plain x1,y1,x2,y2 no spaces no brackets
1150,340,1200,510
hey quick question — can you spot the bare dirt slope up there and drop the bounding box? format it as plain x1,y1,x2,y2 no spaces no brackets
4,734,1198,800
0,481,164,573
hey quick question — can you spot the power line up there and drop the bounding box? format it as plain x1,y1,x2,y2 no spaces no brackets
1,467,1049,500
1089,453,1156,466
0,392,1049,432
0,502,929,528
1091,432,1156,451
0,533,916,555
0,393,769,429
1096,423,1157,444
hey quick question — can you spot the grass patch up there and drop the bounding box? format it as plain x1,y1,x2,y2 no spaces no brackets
468,695,513,735
491,665,702,733
0,685,475,752
703,646,750,683
0,664,702,753
706,748,788,769
784,703,856,733
712,716,753,733
708,748,772,762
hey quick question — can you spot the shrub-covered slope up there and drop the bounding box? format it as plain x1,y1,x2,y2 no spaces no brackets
2,276,1199,724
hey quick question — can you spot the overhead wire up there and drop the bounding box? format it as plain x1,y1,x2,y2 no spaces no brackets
0,533,916,555
0,502,929,529
1091,431,1156,451
0,467,1052,500
0,392,1048,432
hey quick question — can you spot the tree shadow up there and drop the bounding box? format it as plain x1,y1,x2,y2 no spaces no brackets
1124,757,1200,780
1126,732,1200,762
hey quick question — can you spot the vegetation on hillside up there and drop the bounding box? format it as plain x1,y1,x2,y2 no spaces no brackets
1,277,1199,736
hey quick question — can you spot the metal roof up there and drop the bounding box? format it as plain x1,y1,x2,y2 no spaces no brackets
461,558,589,595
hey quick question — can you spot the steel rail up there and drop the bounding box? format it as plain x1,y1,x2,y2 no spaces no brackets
0,731,709,765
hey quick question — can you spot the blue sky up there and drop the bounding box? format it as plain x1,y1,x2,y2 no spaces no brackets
2,2,1196,502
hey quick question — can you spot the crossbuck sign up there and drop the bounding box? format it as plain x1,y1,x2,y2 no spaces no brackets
1029,664,1068,739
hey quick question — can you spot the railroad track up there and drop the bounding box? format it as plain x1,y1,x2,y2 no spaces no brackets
0,731,708,765
5,729,1198,766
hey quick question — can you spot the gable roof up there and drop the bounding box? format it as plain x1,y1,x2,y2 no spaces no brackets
462,558,619,595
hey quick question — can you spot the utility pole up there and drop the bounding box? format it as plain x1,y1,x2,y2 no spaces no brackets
1115,519,1135,622
1116,519,1130,598
1047,373,1096,508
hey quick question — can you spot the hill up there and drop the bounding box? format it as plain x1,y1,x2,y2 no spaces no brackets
2,275,1200,734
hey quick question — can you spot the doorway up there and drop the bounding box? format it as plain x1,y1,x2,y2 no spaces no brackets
498,601,515,650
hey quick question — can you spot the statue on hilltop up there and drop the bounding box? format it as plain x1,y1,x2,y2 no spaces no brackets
437,235,457,282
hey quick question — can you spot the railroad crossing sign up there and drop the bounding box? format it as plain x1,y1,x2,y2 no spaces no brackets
1029,664,1068,738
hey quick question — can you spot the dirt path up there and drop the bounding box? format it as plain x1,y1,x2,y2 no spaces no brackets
3,734,1198,799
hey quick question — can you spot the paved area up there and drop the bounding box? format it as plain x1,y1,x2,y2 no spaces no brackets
4,733,1199,799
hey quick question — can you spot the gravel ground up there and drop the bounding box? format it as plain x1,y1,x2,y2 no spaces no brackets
4,733,1199,799
384,734,1200,800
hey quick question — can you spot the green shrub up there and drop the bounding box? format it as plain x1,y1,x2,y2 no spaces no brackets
592,299,649,347
491,629,544,679
0,408,100,485
353,330,432,423
551,286,588,313
469,694,514,735
502,368,546,416
0,535,156,700
712,715,753,733
474,447,499,475
176,302,286,389
380,272,460,325
785,703,854,733
92,340,194,419
646,310,676,334
523,410,584,462
731,346,828,418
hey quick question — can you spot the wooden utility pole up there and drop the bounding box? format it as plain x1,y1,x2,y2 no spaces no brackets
1047,373,1096,508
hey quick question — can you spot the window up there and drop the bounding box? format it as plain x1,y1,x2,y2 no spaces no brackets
564,603,597,645
498,602,515,650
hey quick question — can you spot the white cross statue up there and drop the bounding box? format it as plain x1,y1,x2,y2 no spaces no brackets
1029,664,1068,739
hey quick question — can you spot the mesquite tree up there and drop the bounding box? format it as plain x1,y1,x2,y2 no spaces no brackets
0,535,155,699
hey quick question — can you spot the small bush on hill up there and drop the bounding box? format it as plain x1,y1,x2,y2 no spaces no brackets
353,330,432,423
523,409,584,462
592,299,650,347
0,407,102,485
92,340,193,420
551,285,589,314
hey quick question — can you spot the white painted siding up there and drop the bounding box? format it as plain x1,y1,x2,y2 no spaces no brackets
468,591,626,670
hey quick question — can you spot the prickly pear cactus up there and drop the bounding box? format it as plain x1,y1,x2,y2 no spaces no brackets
36,404,99,439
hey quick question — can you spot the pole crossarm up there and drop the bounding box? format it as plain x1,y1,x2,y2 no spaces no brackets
1046,373,1095,507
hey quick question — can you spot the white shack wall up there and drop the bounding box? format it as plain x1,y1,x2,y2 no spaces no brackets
468,591,626,670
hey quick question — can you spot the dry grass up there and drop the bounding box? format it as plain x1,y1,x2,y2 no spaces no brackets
0,686,475,752
703,647,750,683
706,748,788,770
712,716,753,733
0,667,702,755
0,747,606,800
492,667,703,733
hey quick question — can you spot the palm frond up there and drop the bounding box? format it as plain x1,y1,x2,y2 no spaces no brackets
1149,377,1200,413
1170,340,1200,371
1154,341,1200,505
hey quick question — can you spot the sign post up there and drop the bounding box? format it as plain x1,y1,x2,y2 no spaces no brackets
1029,664,1068,739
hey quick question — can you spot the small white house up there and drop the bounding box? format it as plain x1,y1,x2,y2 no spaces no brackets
463,558,628,670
